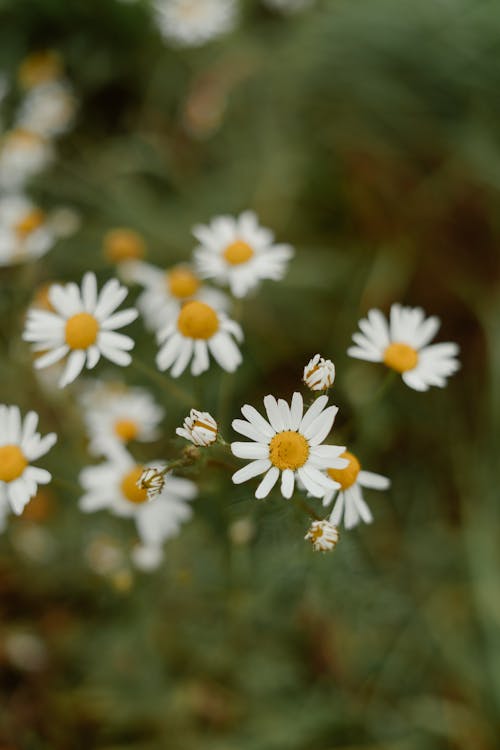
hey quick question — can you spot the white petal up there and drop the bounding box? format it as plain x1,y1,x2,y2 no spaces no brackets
280,469,295,499
264,395,284,432
300,395,328,432
59,350,86,387
240,405,275,439
231,442,269,460
232,459,271,484
358,470,390,490
255,467,280,499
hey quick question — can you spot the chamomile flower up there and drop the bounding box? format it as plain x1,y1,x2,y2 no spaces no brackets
176,409,218,446
153,0,236,48
156,299,242,377
322,451,390,529
79,447,197,548
0,129,53,190
23,272,138,388
123,260,228,332
78,381,164,456
303,354,336,391
16,81,76,138
0,405,57,516
0,194,54,267
305,520,339,552
348,304,460,391
231,392,347,500
193,211,294,298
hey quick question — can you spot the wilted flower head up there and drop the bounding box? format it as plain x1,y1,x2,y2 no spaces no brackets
137,467,166,499
303,354,336,391
176,409,218,446
304,520,339,552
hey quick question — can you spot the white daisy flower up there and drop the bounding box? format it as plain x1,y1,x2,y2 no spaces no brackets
303,354,336,391
153,0,236,48
193,211,294,298
348,304,460,391
321,451,390,530
78,381,164,456
23,272,139,388
0,405,57,516
122,260,228,332
79,448,197,547
0,129,53,191
231,392,347,500
16,81,76,138
156,299,243,377
304,520,339,552
176,409,218,446
0,194,54,267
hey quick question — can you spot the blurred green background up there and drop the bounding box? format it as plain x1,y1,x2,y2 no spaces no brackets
0,0,499,748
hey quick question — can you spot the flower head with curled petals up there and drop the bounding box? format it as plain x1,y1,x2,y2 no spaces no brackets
231,392,347,500
23,272,138,388
305,520,339,552
176,409,218,446
0,405,57,517
303,354,336,391
348,304,460,391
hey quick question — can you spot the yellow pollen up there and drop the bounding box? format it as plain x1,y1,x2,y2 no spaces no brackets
383,342,419,373
120,466,149,505
167,267,201,299
223,240,254,266
0,445,28,483
18,51,62,89
269,431,309,471
328,451,361,490
103,228,146,263
16,209,45,238
177,300,219,340
65,312,99,350
114,418,139,442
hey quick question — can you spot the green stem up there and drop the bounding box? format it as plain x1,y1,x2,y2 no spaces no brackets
131,359,196,407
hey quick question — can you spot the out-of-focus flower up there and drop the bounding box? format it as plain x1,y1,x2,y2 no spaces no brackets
231,392,347,500
0,194,54,267
0,405,57,516
23,272,138,388
79,448,197,548
132,543,164,571
156,300,243,377
176,409,218,446
305,519,339,552
348,304,460,391
153,0,236,48
0,128,53,190
47,206,81,239
303,354,336,392
16,81,76,137
263,0,314,14
323,451,390,530
103,228,147,264
4,631,48,671
193,210,294,298
18,50,62,89
228,517,256,545
85,535,125,576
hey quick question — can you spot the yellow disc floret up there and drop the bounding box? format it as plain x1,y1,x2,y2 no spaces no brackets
65,313,99,350
328,451,360,490
103,228,146,263
223,240,254,266
383,342,419,373
0,445,28,483
269,431,309,471
167,266,201,299
114,418,139,442
177,300,219,340
16,209,45,238
120,466,149,505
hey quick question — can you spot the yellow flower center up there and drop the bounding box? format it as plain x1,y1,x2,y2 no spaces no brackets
167,266,201,299
269,431,309,471
15,209,45,238
0,445,28,483
7,128,44,148
327,451,361,490
383,342,419,373
223,240,254,266
65,312,99,349
18,50,62,89
103,228,146,263
177,300,219,340
120,466,149,505
114,418,139,442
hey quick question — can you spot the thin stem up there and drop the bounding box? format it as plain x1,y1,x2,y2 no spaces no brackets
296,498,321,521
131,359,196,407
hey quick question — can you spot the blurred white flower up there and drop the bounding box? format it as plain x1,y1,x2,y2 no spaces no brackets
305,519,339,552
153,0,237,48
23,272,138,388
18,50,63,90
176,408,218,446
303,354,336,391
231,392,347,499
348,304,460,391
193,210,294,298
103,228,147,264
131,543,164,571
4,631,48,672
263,0,314,13
16,81,76,138
0,129,53,191
48,206,81,239
0,194,54,267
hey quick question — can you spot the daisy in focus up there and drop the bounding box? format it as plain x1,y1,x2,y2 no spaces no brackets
303,354,336,391
176,409,218,446
156,299,242,377
16,81,76,138
0,194,54,267
23,272,138,388
304,520,339,552
0,129,53,191
153,0,236,48
78,381,165,456
231,392,347,499
321,451,390,529
79,447,197,553
0,405,57,516
193,210,294,298
348,304,460,391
